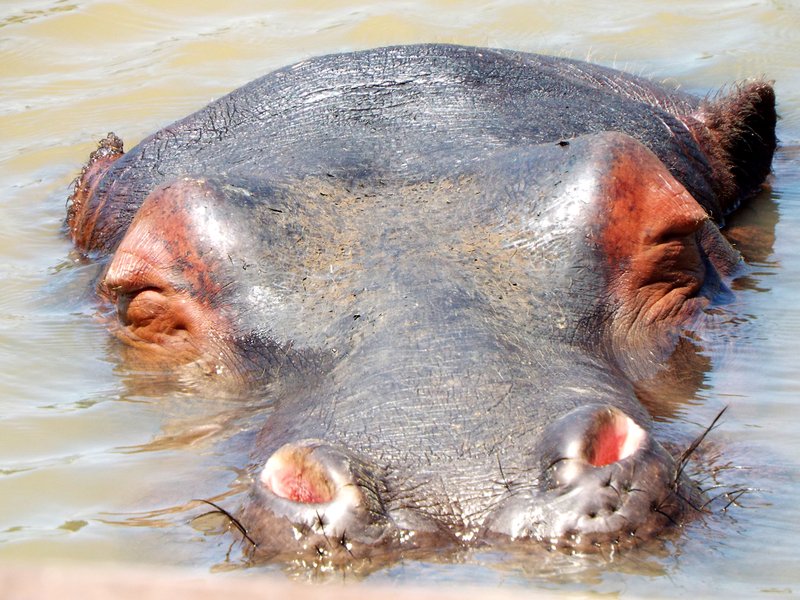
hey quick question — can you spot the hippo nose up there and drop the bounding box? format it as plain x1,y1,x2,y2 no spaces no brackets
539,405,648,489
584,408,646,466
259,440,379,510
244,440,393,560
261,442,352,504
484,404,697,551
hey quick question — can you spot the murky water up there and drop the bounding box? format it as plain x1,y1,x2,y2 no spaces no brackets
1,0,798,596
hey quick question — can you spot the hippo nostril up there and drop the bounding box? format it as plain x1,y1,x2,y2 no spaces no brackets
245,441,396,556
261,444,335,504
585,410,646,467
487,406,692,551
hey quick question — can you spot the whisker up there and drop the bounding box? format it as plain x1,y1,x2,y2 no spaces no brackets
674,406,728,485
192,499,258,550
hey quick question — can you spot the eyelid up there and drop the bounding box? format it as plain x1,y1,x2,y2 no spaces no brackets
100,248,172,299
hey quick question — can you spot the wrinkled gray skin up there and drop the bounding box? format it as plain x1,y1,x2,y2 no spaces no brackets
67,45,776,563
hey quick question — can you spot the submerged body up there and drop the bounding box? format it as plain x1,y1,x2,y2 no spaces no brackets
67,45,776,561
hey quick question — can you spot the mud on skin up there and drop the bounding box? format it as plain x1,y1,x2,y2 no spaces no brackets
66,45,776,564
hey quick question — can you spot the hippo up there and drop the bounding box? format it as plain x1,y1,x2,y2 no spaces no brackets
66,44,776,562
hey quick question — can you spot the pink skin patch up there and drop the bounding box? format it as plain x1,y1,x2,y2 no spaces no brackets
265,468,332,504
587,413,646,467
261,446,334,504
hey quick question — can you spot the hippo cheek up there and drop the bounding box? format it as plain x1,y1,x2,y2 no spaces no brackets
98,178,236,367
484,405,698,551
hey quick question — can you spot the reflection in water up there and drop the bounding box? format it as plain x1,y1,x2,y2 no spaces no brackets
725,188,780,267
0,2,78,30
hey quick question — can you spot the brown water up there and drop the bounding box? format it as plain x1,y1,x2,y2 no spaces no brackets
1,0,799,595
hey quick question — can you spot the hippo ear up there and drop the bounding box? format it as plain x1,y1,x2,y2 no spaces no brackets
591,133,739,357
686,81,777,216
67,133,125,254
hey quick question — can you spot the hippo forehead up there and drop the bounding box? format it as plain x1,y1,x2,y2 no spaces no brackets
171,139,655,468
210,142,605,348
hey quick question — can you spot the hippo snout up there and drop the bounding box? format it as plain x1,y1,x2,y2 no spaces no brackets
242,405,698,561
243,440,417,561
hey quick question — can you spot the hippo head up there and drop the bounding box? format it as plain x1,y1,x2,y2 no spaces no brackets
73,132,728,560
64,45,776,564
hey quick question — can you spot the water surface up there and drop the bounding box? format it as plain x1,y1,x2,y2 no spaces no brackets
1,0,798,596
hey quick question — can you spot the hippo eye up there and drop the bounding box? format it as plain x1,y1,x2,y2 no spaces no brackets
100,275,198,348
106,281,191,338
114,286,165,327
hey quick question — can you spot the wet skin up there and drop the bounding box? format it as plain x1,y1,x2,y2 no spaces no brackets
67,45,776,561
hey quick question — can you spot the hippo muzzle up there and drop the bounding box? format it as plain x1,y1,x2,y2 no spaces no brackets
243,402,698,562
